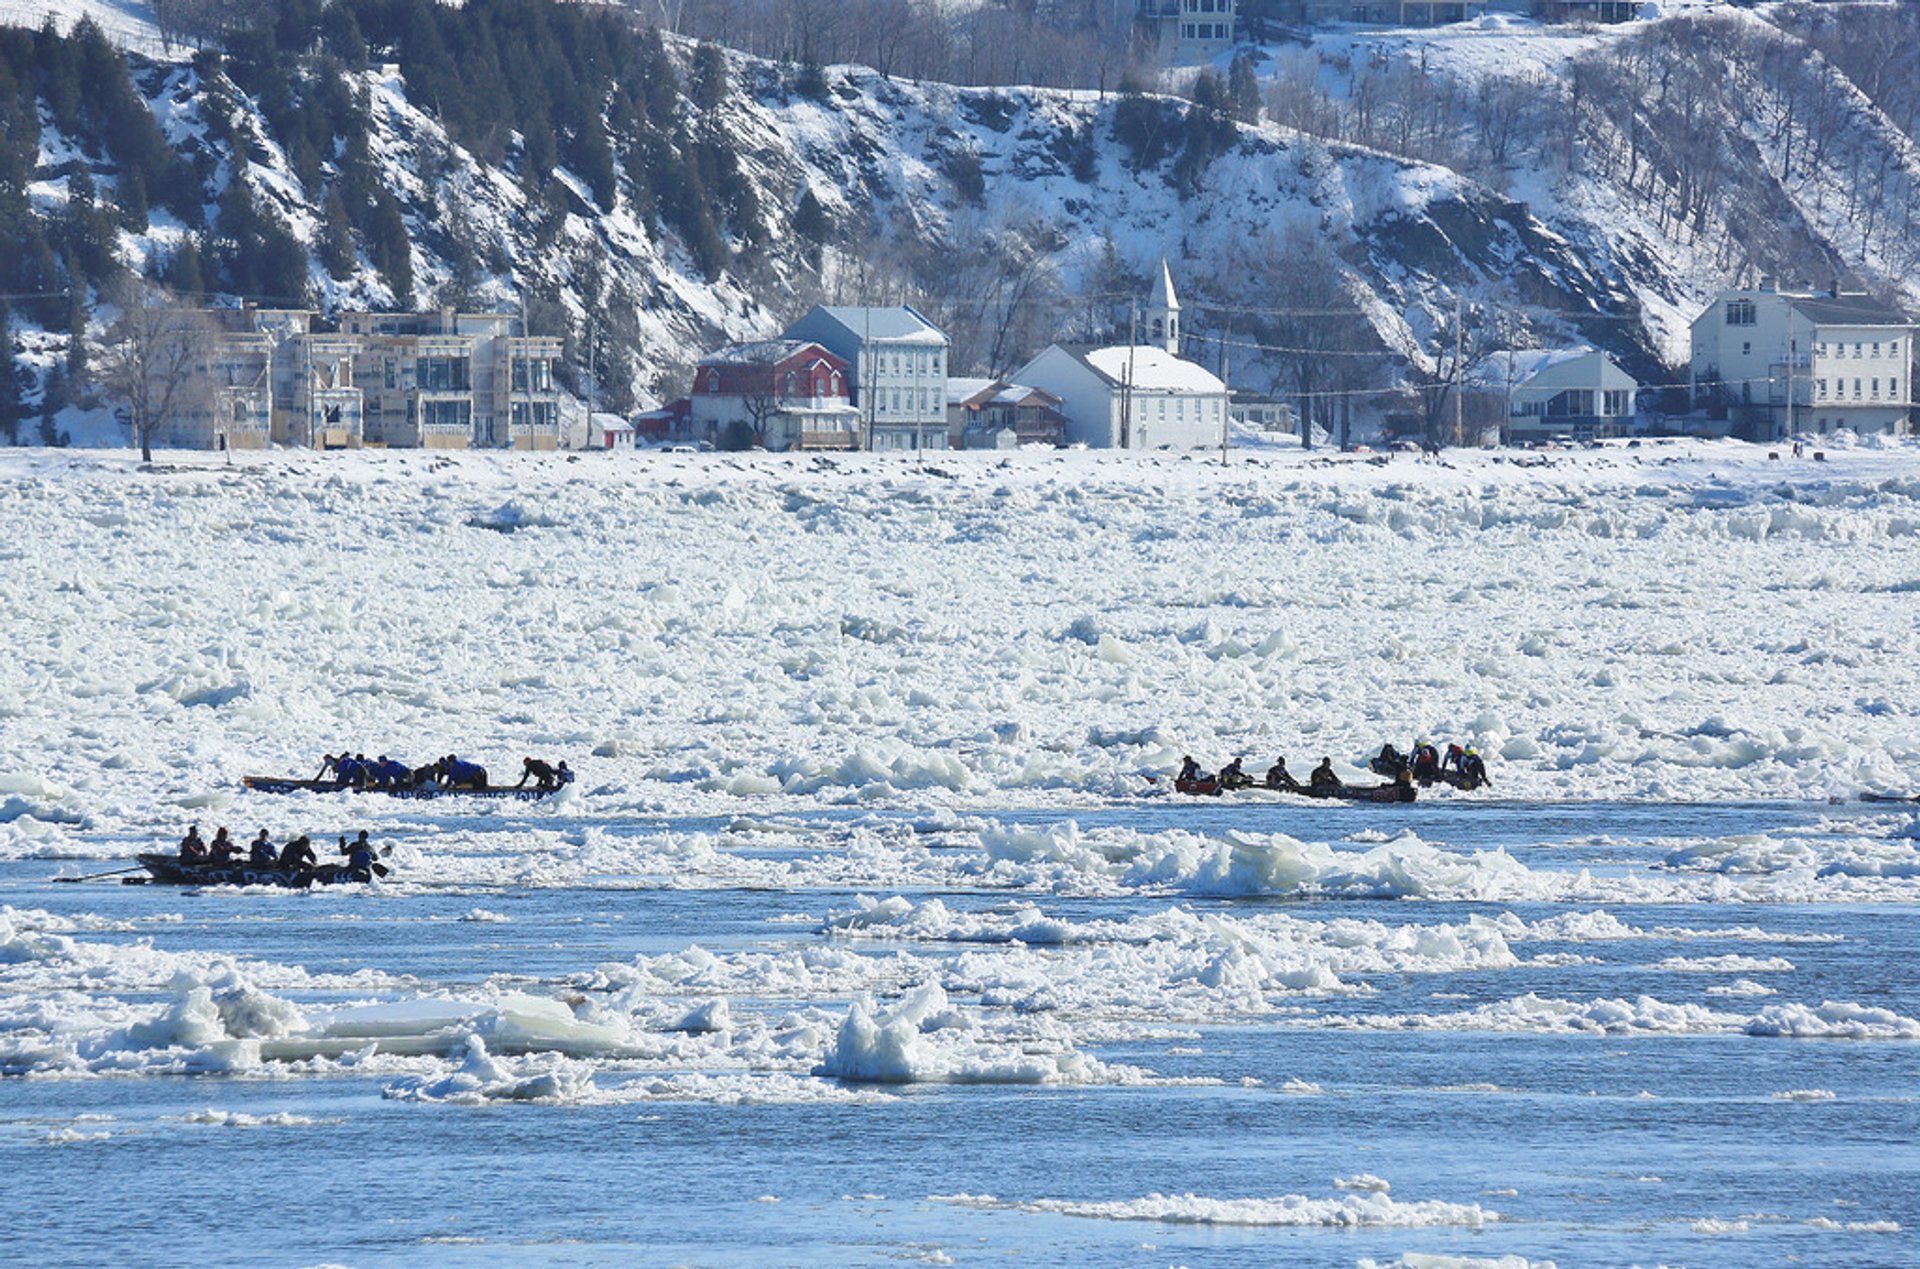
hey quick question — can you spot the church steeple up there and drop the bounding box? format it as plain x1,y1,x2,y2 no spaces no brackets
1146,257,1180,355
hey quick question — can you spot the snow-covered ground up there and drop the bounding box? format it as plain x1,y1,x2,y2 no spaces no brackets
3,436,1918,859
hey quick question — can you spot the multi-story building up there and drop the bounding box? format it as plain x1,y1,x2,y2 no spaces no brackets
1688,284,1914,440
782,306,951,452
155,307,365,451
1137,0,1236,64
339,310,564,450
689,339,860,451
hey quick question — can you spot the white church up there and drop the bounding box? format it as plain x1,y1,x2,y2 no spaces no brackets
1013,261,1230,450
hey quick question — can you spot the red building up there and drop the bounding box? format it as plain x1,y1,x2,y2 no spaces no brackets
690,340,861,451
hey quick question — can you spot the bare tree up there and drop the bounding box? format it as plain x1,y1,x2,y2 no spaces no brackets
100,280,214,464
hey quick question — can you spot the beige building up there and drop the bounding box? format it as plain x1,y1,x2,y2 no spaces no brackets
157,308,365,451
339,311,565,450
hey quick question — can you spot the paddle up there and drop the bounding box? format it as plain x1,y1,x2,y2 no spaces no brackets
55,864,148,883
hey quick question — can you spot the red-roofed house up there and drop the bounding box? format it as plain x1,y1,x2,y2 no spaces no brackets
690,340,860,451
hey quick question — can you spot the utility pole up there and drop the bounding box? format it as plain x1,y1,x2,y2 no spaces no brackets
586,315,597,452
1219,325,1230,466
1452,294,1464,448
1783,318,1794,442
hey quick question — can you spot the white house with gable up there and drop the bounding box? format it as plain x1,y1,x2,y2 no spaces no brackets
1471,348,1638,444
1012,260,1227,449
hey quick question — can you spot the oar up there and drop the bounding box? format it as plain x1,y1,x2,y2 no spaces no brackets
55,864,148,883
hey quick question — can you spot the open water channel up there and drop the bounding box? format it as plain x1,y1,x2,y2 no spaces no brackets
2,797,1915,1266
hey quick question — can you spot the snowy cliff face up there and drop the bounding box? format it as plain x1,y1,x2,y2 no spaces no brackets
13,2,1920,414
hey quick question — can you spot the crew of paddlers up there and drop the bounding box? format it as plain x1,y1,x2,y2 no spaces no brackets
174,824,385,881
315,751,573,792
1177,740,1491,794
1369,741,1491,789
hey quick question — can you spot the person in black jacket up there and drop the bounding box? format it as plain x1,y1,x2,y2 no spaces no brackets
247,830,277,867
279,835,317,873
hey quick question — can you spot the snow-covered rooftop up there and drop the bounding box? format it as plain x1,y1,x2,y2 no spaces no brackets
1078,345,1227,395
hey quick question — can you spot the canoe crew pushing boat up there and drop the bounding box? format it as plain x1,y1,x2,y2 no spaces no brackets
515,756,565,791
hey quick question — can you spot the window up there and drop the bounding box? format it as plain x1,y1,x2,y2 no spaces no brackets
706,370,721,393
422,399,471,430
1872,378,1880,398
511,359,552,392
1817,379,1827,399
1815,342,1826,357
1854,378,1863,398
1892,378,1901,400
1854,343,1863,357
1873,342,1881,357
512,401,558,430
1603,389,1629,415
416,356,470,391
891,389,901,411
1742,342,1751,356
1726,299,1756,326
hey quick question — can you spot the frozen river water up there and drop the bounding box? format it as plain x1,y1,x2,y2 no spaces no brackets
2,442,1918,1265
3,797,1915,1267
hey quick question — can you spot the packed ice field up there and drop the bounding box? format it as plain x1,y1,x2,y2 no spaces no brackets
2,436,1918,1264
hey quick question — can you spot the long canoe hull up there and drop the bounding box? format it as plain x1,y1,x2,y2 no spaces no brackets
1172,779,1417,803
243,776,554,801
136,853,369,887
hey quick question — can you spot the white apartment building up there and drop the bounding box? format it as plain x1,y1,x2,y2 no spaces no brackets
1138,0,1236,64
1689,285,1914,439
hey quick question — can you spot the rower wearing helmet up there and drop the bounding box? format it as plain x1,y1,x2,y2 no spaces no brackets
1461,746,1491,789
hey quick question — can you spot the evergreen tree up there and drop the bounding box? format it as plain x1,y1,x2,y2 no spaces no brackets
792,187,830,266
691,43,728,112
117,167,150,231
369,187,412,306
319,185,355,280
1227,53,1261,125
0,297,20,445
164,235,206,299
320,3,368,69
65,289,89,386
38,363,67,447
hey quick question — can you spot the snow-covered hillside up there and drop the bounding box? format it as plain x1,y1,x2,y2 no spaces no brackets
8,1,1920,419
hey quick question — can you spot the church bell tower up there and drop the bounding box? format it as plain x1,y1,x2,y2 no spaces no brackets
1147,257,1181,355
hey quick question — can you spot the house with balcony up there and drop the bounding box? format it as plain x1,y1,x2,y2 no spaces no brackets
947,378,1067,449
1137,0,1236,63
689,339,860,451
1688,284,1914,440
1470,348,1638,444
